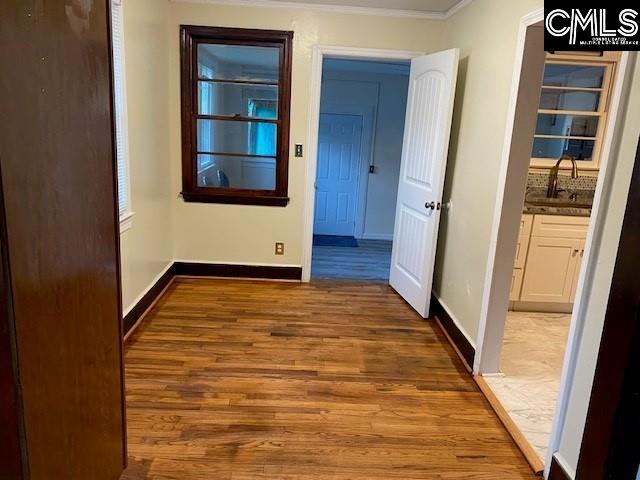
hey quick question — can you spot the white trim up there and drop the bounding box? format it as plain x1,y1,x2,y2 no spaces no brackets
443,0,474,19
544,51,630,479
434,294,477,348
111,0,133,229
169,0,476,21
474,7,544,374
119,211,135,234
173,259,303,268
302,45,424,282
551,453,576,480
123,261,174,317
360,233,393,241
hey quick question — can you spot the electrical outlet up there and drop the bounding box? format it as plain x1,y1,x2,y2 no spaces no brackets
275,242,285,255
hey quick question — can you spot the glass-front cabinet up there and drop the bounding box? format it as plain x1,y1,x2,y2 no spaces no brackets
531,52,620,171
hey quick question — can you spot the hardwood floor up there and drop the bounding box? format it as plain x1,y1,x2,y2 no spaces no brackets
122,278,537,479
311,240,392,281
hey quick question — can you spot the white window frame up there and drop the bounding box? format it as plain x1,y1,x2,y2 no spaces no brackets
111,0,134,233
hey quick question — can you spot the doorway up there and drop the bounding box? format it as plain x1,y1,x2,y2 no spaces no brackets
472,9,631,475
303,46,460,320
311,57,410,281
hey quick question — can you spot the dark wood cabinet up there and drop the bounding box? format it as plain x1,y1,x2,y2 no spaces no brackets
0,1,127,478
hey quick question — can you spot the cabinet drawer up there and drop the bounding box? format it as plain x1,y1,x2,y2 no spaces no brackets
532,215,590,239
510,268,524,301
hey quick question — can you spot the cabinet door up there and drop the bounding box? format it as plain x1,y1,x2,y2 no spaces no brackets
520,236,582,303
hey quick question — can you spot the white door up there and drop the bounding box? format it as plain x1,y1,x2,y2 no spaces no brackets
314,113,363,236
390,49,459,317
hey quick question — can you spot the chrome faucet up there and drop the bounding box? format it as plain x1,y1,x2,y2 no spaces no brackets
547,154,579,198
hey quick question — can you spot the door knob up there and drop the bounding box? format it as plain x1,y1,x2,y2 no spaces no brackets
425,201,436,210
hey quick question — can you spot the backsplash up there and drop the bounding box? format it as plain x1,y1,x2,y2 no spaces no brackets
527,172,597,191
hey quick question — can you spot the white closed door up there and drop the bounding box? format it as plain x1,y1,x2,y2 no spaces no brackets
390,49,459,317
314,113,363,236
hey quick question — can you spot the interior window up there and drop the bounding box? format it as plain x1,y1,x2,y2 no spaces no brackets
530,57,616,170
180,26,293,205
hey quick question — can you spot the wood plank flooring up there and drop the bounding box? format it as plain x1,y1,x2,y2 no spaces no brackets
122,278,537,479
311,240,392,281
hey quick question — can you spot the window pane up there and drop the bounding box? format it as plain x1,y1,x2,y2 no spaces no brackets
536,114,599,137
542,64,605,88
539,89,601,112
532,138,595,160
197,81,278,119
198,44,280,83
197,154,276,190
197,119,277,156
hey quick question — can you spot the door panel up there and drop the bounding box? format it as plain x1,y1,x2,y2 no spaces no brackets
390,49,459,317
0,1,126,478
314,114,363,236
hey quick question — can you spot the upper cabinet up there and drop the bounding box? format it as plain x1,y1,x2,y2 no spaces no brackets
531,51,621,171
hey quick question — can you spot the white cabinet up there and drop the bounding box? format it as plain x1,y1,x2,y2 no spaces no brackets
512,214,588,310
520,236,585,303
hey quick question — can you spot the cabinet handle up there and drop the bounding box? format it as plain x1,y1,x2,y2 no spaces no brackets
573,249,580,256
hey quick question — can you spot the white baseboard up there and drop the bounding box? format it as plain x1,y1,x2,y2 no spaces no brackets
359,233,394,241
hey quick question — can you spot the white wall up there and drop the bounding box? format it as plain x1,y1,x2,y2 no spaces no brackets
432,0,544,343
320,63,409,239
168,2,443,266
555,54,640,477
119,0,173,313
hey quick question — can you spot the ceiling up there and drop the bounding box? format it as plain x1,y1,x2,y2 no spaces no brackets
241,0,469,17
270,0,462,13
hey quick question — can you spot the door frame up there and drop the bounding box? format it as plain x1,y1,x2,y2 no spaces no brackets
302,45,424,282
470,5,632,474
320,102,377,240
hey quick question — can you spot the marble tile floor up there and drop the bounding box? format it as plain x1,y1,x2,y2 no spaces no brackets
484,311,572,462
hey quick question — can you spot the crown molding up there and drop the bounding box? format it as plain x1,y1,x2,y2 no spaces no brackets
169,0,476,21
442,0,474,19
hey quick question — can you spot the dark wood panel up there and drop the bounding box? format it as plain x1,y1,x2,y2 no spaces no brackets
174,261,302,280
0,166,24,480
549,456,571,480
430,294,475,370
0,1,126,478
576,137,640,480
123,278,537,479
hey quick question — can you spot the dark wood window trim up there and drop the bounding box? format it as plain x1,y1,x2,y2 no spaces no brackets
180,25,293,207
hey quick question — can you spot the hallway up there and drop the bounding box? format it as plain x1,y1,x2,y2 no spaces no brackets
122,278,536,479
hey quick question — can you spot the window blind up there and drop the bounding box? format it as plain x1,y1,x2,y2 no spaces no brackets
111,0,129,216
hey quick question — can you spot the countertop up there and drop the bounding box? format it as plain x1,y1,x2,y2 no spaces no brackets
522,188,593,218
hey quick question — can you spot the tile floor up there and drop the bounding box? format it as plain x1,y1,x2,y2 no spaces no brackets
484,311,572,461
